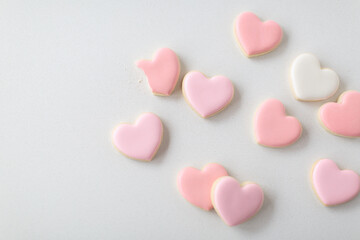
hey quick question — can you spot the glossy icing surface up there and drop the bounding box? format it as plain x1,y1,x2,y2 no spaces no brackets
211,177,264,226
312,159,360,206
319,91,360,137
234,12,282,57
291,53,339,101
254,99,302,147
182,71,234,118
137,48,180,96
112,113,163,161
177,163,228,210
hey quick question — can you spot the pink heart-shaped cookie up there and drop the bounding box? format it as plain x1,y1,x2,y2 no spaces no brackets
137,48,180,96
234,12,282,57
312,159,360,206
319,91,360,137
112,113,163,161
177,163,228,210
254,99,302,147
182,72,234,118
211,177,264,226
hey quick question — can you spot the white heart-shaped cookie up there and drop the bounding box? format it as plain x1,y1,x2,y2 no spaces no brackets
290,53,339,101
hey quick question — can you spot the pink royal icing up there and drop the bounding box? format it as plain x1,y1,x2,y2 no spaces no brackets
137,48,180,96
182,72,234,118
254,99,302,147
312,159,360,206
177,163,228,210
234,12,282,57
212,177,264,226
319,91,360,137
112,113,163,161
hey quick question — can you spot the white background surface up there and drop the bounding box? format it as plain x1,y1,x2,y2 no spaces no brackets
0,1,359,239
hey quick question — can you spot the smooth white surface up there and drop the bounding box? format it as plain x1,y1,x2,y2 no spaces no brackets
0,1,359,239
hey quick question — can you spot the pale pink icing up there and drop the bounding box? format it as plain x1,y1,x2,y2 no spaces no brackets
177,163,228,210
254,99,302,147
137,48,180,96
312,159,360,206
212,177,264,226
182,72,234,118
112,113,163,161
234,12,282,56
319,91,360,137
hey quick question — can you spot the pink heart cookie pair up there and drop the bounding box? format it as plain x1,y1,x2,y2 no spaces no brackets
177,163,264,226
254,99,302,147
234,12,283,57
312,159,360,206
112,113,163,161
137,50,235,118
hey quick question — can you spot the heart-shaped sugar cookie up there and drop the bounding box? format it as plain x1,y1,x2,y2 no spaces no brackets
177,163,228,210
312,159,360,206
137,48,180,96
182,71,234,118
234,12,282,57
291,53,339,101
319,91,360,137
112,113,163,161
211,176,264,226
254,99,302,147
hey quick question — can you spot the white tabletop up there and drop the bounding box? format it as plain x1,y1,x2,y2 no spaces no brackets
0,1,359,239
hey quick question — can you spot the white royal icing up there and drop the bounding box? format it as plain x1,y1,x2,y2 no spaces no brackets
290,53,339,101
